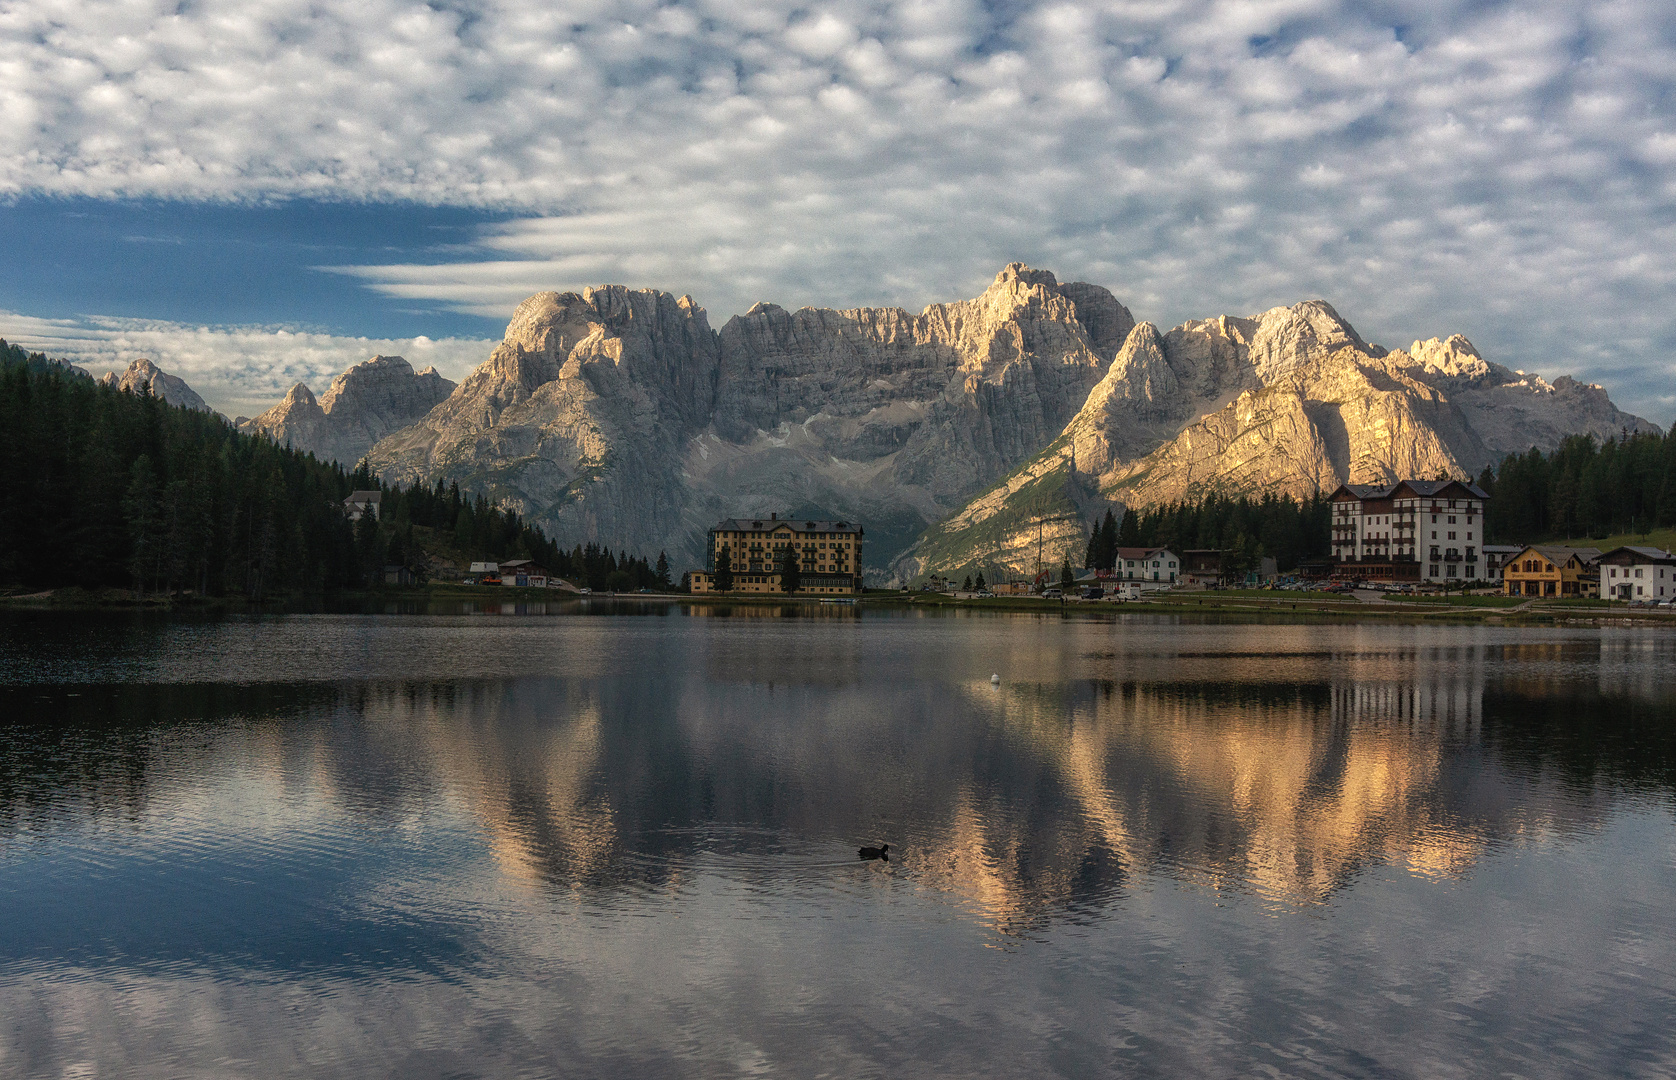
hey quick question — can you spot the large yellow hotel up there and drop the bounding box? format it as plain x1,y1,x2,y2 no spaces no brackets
689,514,864,595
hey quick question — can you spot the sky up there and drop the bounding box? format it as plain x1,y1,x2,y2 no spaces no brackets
1,0,1674,422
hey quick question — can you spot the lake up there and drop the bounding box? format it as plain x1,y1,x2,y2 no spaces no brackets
2,604,1674,1078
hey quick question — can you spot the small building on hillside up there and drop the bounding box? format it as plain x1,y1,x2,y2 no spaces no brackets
1501,545,1601,598
1116,546,1179,584
690,513,864,595
345,490,382,522
990,580,1032,596
382,565,418,586
1329,479,1488,583
467,561,500,583
1596,546,1676,601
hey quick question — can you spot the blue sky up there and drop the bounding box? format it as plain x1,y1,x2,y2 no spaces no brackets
2,0,1674,422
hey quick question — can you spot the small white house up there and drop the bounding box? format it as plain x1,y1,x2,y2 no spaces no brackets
345,490,382,522
1114,546,1180,584
1597,546,1676,601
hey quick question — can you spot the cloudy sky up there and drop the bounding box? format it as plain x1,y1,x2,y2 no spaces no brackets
1,0,1673,421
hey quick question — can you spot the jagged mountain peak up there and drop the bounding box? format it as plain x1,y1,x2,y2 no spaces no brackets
99,357,211,412
1406,334,1490,380
241,358,455,467
1248,300,1374,381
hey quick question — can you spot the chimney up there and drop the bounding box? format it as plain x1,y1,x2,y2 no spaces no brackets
771,512,777,520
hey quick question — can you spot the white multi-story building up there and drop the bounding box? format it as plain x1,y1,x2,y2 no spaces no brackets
1115,546,1179,584
1597,546,1676,601
1328,480,1489,583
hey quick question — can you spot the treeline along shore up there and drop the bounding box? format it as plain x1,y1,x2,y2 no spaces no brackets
6,337,1674,602
0,342,668,599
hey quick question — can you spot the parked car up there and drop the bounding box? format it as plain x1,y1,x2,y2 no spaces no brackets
1043,588,1063,600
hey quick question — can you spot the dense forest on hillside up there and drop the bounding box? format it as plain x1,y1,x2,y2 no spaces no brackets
1081,430,1676,575
0,342,669,596
1093,493,1333,574
1479,432,1676,542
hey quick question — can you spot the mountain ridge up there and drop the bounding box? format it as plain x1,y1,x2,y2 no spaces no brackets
164,266,1656,582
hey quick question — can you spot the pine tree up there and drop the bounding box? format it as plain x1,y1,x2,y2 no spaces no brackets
780,546,801,593
962,574,973,591
122,455,161,595
714,547,734,592
655,550,671,589
974,571,986,591
1118,506,1141,548
1059,554,1074,588
1099,508,1118,570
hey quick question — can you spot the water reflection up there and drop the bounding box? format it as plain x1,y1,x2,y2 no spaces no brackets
2,614,1675,1078
3,628,1669,935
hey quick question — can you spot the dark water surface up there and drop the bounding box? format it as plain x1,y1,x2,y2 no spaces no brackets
2,606,1674,1078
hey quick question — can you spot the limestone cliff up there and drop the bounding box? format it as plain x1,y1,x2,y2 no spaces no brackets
250,265,1657,584
896,301,1655,582
99,359,210,413
241,355,455,466
367,265,1131,569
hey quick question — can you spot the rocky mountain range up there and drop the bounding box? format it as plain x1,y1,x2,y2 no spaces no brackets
149,265,1657,583
237,355,455,467
100,358,211,413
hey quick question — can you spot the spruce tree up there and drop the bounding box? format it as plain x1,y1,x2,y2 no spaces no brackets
714,548,734,592
780,546,801,593
1118,507,1141,547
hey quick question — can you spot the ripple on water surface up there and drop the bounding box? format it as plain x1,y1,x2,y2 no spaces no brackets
0,610,1674,1077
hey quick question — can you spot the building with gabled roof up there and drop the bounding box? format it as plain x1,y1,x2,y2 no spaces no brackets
1596,546,1676,601
1501,545,1601,598
690,512,864,595
1328,479,1489,583
344,489,382,522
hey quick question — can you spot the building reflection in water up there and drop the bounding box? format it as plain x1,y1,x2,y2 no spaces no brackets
1,620,1669,944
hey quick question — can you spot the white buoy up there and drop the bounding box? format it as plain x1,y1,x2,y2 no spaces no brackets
990,674,1000,684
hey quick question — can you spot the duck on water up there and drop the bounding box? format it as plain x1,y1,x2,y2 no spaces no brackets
858,843,889,861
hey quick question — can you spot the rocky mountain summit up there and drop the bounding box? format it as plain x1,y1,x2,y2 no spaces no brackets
240,355,454,467
366,265,1130,567
217,264,1654,582
99,358,210,412
899,301,1655,581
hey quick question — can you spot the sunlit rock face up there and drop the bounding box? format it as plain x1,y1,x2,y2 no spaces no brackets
241,355,454,467
247,263,1654,581
368,265,1130,568
900,300,1655,580
99,358,210,413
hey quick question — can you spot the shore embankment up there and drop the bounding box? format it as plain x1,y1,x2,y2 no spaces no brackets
5,582,1673,627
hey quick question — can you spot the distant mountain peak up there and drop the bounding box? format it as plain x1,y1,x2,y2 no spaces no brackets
99,358,211,413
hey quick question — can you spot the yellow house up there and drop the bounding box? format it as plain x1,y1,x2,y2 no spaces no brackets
1501,545,1601,598
690,514,864,595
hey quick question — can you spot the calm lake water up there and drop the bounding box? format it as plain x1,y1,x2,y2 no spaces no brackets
2,604,1674,1078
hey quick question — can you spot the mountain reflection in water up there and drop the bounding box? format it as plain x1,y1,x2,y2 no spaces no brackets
1,612,1674,1078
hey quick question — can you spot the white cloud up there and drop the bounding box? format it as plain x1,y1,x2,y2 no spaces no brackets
0,312,495,418
1,0,1675,421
